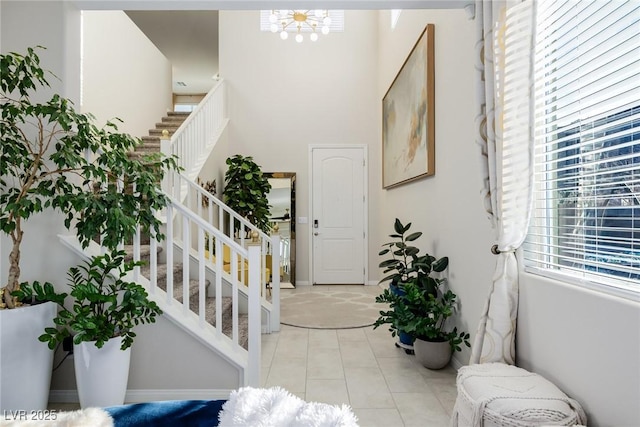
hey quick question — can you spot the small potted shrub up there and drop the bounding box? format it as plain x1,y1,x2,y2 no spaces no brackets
375,281,470,369
375,218,448,350
18,250,162,407
399,283,470,369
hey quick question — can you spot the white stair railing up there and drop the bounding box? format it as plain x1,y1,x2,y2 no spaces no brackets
127,195,262,386
161,79,228,183
165,172,281,332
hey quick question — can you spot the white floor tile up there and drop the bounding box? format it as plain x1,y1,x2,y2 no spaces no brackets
308,329,340,349
352,408,405,427
344,367,396,409
340,341,378,368
392,392,451,427
337,328,368,342
261,308,457,425
306,379,350,406
307,348,345,380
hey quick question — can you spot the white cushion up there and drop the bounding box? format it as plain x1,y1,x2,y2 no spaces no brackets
452,363,587,427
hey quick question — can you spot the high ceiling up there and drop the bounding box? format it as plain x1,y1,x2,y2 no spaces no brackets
117,1,470,95
125,11,219,95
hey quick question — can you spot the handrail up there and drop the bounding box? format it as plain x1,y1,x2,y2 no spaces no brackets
167,194,244,254
168,172,280,332
171,79,224,139
161,79,227,182
171,172,270,243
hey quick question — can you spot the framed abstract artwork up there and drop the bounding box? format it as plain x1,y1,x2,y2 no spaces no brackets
382,24,435,189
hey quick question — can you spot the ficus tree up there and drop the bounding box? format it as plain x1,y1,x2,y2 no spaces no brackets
0,47,178,309
222,154,272,234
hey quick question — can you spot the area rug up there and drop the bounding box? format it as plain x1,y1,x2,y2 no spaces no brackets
280,285,385,329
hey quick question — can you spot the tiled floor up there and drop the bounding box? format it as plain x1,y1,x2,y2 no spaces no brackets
261,324,458,427
49,287,459,427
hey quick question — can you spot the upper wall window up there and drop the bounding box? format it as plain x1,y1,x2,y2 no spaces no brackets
524,0,640,298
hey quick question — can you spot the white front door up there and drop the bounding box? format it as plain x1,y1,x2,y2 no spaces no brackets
310,146,367,284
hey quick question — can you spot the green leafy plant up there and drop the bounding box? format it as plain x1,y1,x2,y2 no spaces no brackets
16,250,162,350
378,218,448,295
222,154,272,234
375,218,468,352
375,283,470,352
0,46,178,309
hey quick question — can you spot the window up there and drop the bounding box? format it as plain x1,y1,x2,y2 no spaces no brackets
524,0,640,296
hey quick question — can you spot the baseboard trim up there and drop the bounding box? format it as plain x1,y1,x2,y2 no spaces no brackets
49,389,233,404
295,281,310,286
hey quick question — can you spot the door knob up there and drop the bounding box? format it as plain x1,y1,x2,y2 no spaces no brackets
314,232,319,236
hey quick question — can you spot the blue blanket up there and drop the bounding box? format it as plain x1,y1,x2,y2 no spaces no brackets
105,399,226,427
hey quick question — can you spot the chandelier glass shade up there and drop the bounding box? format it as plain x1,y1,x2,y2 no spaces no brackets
260,10,344,43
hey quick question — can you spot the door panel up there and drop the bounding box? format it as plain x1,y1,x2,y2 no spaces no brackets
311,147,366,284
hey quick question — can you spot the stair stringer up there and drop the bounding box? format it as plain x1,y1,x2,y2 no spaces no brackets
58,235,251,388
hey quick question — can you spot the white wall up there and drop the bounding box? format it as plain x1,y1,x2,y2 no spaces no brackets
518,274,640,426
82,11,172,137
218,10,380,285
376,9,493,371
198,127,229,197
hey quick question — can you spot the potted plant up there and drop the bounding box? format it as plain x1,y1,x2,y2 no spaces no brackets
393,282,470,369
222,155,272,235
375,218,448,350
0,47,176,410
17,251,162,407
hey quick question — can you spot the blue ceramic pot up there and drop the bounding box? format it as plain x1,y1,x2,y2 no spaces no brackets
390,283,415,346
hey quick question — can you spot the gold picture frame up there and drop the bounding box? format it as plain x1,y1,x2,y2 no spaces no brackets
382,24,435,189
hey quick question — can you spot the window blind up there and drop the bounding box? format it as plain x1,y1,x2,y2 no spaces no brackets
524,0,640,292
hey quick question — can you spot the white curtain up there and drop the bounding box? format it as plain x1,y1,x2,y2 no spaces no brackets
470,0,535,365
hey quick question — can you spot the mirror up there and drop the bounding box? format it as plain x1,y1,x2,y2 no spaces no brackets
265,172,296,286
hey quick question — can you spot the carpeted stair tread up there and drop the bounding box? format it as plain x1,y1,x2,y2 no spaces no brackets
161,116,189,124
127,151,155,159
124,244,154,262
155,123,181,129
190,296,232,326
186,295,249,350
149,128,177,137
167,111,190,117
135,141,162,152
141,135,161,142
129,113,190,158
140,263,198,301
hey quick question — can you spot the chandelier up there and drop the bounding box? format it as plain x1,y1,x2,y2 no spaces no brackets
265,10,339,43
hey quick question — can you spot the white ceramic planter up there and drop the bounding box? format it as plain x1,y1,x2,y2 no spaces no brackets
74,336,131,408
413,338,452,370
0,301,57,412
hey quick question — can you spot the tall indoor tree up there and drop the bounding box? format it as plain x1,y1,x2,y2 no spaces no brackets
0,47,178,309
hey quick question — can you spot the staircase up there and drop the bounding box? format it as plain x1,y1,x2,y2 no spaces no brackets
130,111,190,159
65,79,271,388
125,244,249,350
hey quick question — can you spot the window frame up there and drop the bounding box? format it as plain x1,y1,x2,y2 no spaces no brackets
524,0,640,300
